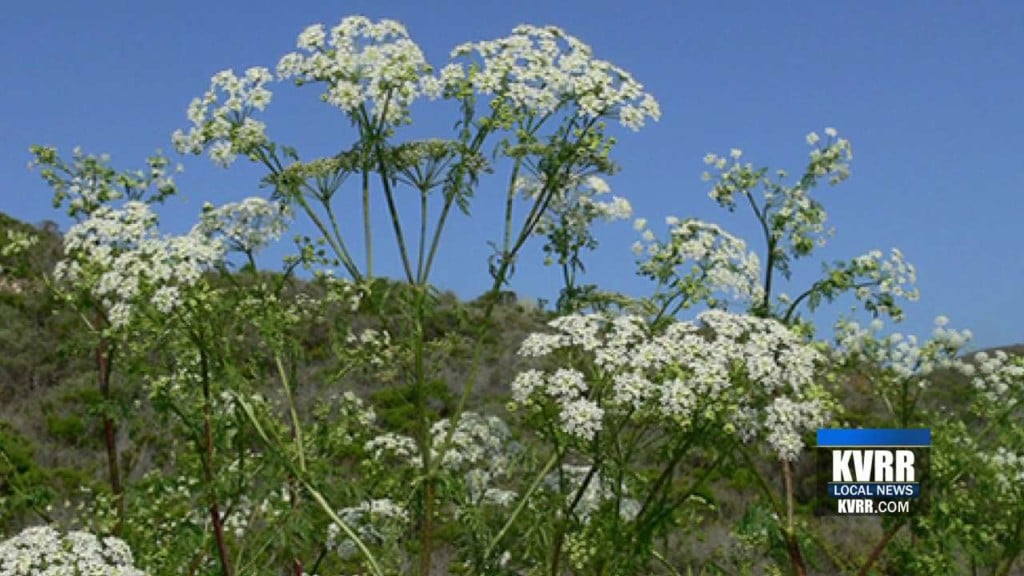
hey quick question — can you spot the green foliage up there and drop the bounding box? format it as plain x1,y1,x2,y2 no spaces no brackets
0,421,54,527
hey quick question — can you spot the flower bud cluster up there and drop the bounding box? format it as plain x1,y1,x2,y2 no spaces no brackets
0,229,41,281
0,229,40,259
850,248,919,311
31,146,179,219
520,174,631,236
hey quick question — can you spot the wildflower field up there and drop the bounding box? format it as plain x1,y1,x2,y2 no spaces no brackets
1,15,1022,576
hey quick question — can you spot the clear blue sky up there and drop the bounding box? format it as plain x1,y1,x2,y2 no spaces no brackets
2,1,1021,349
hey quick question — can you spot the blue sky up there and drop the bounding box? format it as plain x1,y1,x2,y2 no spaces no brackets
2,1,1022,349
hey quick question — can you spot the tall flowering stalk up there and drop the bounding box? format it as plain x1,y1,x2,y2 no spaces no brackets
831,316,1024,574
628,130,922,574
30,146,183,534
501,308,832,573
171,15,658,575
30,149,303,575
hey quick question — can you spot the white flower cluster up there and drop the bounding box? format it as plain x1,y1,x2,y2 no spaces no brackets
430,412,513,470
431,413,520,507
512,310,829,459
448,25,660,130
805,127,853,184
327,498,410,559
832,316,971,380
0,229,40,259
763,397,832,463
963,349,1024,405
172,67,273,166
31,146,179,219
0,229,40,280
520,174,631,236
221,493,278,540
366,416,509,472
986,447,1024,493
319,274,366,312
56,202,226,327
542,464,640,523
364,432,419,463
363,413,520,507
345,327,393,369
277,17,432,123
703,130,852,261
336,390,377,436
512,367,603,441
0,526,146,576
194,197,292,253
634,217,764,309
849,248,919,314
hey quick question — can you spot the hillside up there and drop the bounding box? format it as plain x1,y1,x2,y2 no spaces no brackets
2,210,1021,574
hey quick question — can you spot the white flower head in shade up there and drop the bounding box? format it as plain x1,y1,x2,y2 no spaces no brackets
0,526,146,575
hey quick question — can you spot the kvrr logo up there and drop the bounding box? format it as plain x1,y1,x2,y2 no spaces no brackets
833,449,916,483
816,429,930,516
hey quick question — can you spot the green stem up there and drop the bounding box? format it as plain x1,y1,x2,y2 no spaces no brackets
436,117,596,477
94,325,124,535
484,452,559,561
412,289,434,576
502,157,524,257
636,447,728,544
256,147,361,280
371,133,416,283
783,280,876,323
420,122,494,284
650,548,684,576
295,188,361,280
362,168,373,278
743,190,774,314
416,187,429,285
276,355,306,473
552,454,603,576
233,392,385,576
637,426,704,520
